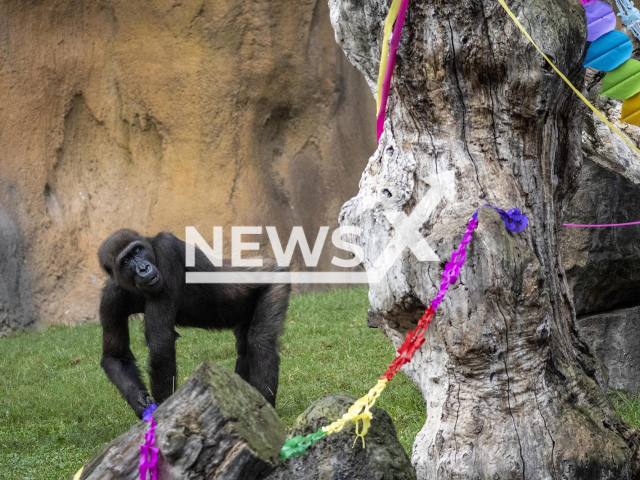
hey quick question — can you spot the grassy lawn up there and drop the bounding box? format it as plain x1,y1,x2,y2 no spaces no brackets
0,287,426,480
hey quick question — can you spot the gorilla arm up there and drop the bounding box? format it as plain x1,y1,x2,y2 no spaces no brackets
143,299,179,404
99,280,151,418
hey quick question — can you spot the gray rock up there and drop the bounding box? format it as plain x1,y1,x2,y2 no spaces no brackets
0,201,35,336
561,158,640,316
578,307,640,395
264,394,416,480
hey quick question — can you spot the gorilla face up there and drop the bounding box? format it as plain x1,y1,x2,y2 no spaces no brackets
98,229,163,295
118,241,162,293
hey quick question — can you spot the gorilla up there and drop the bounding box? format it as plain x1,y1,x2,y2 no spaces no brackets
97,229,290,418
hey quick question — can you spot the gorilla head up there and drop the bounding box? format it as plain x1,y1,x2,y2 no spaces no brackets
98,229,163,295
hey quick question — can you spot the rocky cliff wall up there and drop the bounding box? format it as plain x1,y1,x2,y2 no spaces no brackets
0,0,376,331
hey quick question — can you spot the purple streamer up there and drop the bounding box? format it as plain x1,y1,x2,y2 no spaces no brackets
140,404,160,480
472,204,529,233
430,217,478,311
431,205,529,311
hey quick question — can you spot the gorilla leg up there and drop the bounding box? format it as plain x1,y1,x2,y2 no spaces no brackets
246,283,289,406
233,323,251,382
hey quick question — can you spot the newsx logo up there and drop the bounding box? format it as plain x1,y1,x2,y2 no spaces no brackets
185,171,455,284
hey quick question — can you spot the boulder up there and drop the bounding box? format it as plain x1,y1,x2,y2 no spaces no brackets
561,158,640,316
578,307,640,394
265,394,416,480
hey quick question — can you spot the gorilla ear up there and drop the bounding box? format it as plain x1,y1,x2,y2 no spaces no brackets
103,264,113,276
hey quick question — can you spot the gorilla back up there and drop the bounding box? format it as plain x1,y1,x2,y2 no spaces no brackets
97,229,290,418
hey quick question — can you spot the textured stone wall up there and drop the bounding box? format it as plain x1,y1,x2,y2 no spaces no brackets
0,0,376,331
562,68,640,394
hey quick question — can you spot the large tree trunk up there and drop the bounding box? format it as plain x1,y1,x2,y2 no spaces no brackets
329,0,640,478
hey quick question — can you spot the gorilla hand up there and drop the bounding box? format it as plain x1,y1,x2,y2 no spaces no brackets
132,390,154,419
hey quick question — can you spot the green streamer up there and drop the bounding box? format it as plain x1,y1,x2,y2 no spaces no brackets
280,430,327,460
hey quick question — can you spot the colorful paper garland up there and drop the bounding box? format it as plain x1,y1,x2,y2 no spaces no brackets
581,0,640,127
280,205,529,460
498,0,640,156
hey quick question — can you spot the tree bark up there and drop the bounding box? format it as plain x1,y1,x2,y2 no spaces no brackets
72,363,286,480
329,0,640,478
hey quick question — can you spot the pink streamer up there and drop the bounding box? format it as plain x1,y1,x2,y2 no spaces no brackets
563,221,640,227
140,406,160,480
377,0,410,142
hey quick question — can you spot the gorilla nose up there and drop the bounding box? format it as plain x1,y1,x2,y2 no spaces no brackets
137,263,150,275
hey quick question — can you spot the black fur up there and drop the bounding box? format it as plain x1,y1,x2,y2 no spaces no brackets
97,229,290,418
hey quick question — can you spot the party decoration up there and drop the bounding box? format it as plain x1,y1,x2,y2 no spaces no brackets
583,30,633,71
564,220,640,227
616,0,640,41
576,0,640,130
620,91,640,125
140,404,160,480
377,0,402,113
376,0,410,142
280,205,529,460
473,204,529,233
281,430,328,460
497,0,640,155
322,379,388,446
585,1,617,41
601,59,640,99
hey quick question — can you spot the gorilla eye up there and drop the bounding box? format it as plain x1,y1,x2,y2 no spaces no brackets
134,247,141,254
123,257,130,264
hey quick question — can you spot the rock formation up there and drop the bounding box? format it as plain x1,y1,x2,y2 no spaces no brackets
563,67,640,395
0,0,376,331
266,393,416,480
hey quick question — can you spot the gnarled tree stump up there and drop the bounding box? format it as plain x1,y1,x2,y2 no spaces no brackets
329,0,640,478
72,363,286,480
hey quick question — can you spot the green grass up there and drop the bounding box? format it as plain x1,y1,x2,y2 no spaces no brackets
0,287,425,480
611,390,640,428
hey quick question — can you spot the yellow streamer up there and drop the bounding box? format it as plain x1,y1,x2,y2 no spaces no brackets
73,467,84,480
377,0,403,113
498,0,640,157
322,379,388,447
